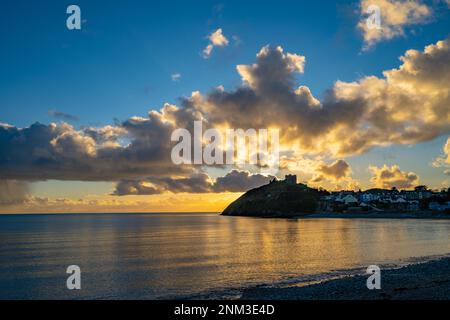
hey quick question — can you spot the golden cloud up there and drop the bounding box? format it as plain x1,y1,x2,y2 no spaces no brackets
369,164,420,189
358,0,432,50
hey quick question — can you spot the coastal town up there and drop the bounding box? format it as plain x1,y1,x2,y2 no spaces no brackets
278,175,450,214
222,174,450,218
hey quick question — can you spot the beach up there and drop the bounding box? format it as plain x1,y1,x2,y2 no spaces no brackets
242,257,450,300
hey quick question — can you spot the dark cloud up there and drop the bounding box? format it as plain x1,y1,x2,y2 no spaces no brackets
212,170,275,193
113,173,212,196
0,119,190,182
113,180,160,196
369,165,419,189
112,170,274,195
0,180,30,205
312,159,351,182
318,160,351,180
48,110,79,121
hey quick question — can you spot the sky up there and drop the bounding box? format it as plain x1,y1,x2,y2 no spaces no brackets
1,0,450,213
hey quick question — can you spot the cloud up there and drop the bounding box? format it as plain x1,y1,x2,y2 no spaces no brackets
0,192,240,214
113,180,161,196
442,136,450,164
48,109,79,121
190,38,450,157
236,46,305,89
171,73,181,81
358,0,432,50
369,164,419,189
312,159,352,182
113,173,213,195
2,38,450,196
113,170,274,195
0,180,30,205
0,119,191,182
51,127,97,157
212,170,275,192
203,28,229,58
83,125,127,148
329,37,450,154
433,136,450,168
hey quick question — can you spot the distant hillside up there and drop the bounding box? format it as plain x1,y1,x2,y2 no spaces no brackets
221,180,322,217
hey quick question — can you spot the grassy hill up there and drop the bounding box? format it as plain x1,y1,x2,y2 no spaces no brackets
221,180,321,217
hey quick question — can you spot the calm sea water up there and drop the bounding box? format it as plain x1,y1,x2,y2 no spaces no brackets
1,213,450,299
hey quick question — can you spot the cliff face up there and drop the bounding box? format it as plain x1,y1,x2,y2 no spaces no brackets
221,181,320,217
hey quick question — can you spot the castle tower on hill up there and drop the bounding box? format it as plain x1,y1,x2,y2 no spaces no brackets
285,174,297,185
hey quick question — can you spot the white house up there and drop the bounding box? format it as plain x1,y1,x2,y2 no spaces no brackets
429,201,450,211
338,194,359,205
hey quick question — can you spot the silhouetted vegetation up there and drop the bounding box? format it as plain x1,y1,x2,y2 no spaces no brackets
222,180,323,217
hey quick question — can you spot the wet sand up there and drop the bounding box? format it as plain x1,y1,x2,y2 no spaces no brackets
241,257,450,300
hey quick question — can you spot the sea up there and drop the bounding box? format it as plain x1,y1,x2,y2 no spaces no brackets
1,212,450,299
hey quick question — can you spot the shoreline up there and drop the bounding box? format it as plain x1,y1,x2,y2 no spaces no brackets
224,212,450,220
241,256,450,300
298,212,450,219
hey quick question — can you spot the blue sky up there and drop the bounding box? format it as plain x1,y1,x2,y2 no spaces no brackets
1,0,450,212
1,0,449,127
